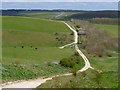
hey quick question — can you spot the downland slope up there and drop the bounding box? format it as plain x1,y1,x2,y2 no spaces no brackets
38,20,118,88
2,16,75,82
2,16,118,88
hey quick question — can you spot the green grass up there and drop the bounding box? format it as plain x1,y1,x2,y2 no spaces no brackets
95,24,118,37
2,16,118,88
90,52,118,72
2,47,74,64
2,16,74,82
20,12,59,19
3,16,74,64
2,64,71,82
3,16,70,33
38,42,118,88
38,52,118,88
19,11,79,20
38,69,118,88
2,16,71,47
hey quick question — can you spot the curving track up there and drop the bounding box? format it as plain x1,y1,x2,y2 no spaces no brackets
59,22,94,73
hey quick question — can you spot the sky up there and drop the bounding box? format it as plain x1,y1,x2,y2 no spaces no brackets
2,2,118,11
1,0,119,10
2,0,120,2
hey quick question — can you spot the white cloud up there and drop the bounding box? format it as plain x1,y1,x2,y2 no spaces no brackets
2,0,120,2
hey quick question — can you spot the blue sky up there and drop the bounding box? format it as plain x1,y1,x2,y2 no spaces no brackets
1,0,118,10
2,0,119,2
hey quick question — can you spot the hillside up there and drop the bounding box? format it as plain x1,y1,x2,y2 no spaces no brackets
64,11,118,20
2,15,118,88
37,19,118,88
2,16,75,82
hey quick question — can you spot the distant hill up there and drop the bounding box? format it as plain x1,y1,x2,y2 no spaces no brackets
2,10,82,16
64,11,118,20
2,10,24,16
2,10,118,20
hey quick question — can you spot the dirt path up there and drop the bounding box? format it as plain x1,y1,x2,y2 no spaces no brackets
1,78,46,88
55,12,65,18
1,73,73,89
59,22,94,73
1,22,94,89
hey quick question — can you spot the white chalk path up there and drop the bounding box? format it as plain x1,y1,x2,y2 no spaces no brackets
59,22,94,73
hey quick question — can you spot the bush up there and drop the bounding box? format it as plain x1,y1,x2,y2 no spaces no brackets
59,53,81,68
60,58,75,68
71,66,78,76
76,25,80,28
74,52,79,56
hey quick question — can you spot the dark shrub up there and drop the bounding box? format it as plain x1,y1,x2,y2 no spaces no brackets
74,52,79,56
76,25,80,28
56,37,58,39
54,32,58,36
35,48,38,50
70,32,74,35
71,66,78,76
60,53,81,68
60,58,75,68
98,54,103,57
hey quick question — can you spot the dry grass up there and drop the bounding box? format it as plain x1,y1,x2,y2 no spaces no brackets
68,20,118,57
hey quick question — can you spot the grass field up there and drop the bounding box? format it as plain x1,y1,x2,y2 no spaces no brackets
95,24,118,37
2,16,118,88
2,16,74,63
20,12,58,19
20,11,79,20
2,16,75,82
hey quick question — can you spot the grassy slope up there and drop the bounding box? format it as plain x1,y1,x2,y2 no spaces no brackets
95,24,118,37
3,16,69,33
2,16,118,87
39,70,118,88
2,16,75,82
20,12,58,19
3,16,74,63
38,52,118,88
38,23,118,88
20,12,79,20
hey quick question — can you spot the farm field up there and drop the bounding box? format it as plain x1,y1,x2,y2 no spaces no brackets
2,16,75,82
